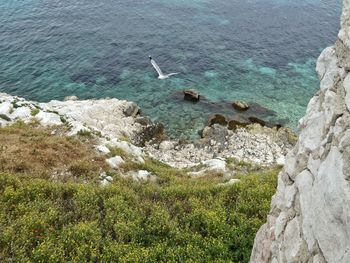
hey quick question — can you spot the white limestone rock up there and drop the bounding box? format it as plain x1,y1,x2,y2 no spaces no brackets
10,106,32,119
204,158,226,172
100,174,113,186
276,156,285,166
36,111,62,126
40,98,143,140
283,217,308,263
132,170,155,182
109,140,143,157
96,145,110,155
0,101,12,115
106,156,125,169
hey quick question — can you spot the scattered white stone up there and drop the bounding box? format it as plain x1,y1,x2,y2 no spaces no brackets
106,156,125,169
108,140,144,163
203,158,226,172
68,121,90,136
218,178,240,187
101,176,113,186
96,145,110,155
133,170,152,181
0,101,12,115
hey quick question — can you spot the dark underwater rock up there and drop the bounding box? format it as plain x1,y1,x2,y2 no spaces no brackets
208,114,228,126
183,90,200,102
232,101,250,111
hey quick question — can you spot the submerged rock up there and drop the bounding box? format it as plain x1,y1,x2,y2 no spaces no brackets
232,101,250,111
183,89,200,102
228,119,249,130
248,116,266,127
208,114,228,126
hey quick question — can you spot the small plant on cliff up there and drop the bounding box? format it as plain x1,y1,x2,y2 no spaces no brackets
30,108,40,116
0,114,11,121
77,129,92,137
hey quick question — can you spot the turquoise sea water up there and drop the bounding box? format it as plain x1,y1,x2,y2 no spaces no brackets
0,0,342,138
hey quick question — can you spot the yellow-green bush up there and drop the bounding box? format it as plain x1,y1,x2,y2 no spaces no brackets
0,168,278,262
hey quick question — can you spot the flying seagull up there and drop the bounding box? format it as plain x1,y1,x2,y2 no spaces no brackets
149,56,179,79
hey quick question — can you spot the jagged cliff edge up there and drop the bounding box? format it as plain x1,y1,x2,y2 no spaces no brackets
250,0,350,262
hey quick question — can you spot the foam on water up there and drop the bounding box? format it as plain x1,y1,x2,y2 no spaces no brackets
0,0,342,138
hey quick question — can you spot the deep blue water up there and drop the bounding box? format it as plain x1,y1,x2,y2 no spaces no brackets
0,0,342,138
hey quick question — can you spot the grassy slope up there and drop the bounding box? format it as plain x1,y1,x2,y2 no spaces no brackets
0,123,279,262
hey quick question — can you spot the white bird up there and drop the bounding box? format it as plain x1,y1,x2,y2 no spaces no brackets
149,56,179,79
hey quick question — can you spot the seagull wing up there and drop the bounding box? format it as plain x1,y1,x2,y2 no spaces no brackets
166,72,179,77
150,58,164,77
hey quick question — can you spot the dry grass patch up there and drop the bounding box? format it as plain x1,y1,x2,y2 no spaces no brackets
0,122,108,180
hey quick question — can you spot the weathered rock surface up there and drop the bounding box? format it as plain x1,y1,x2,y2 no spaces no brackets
146,124,295,168
0,93,162,146
0,92,294,173
250,1,350,262
40,99,144,139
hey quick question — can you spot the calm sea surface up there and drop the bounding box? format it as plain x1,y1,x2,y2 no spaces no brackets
0,0,342,138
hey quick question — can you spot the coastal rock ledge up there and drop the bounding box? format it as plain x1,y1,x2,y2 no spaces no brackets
250,1,350,262
0,92,295,171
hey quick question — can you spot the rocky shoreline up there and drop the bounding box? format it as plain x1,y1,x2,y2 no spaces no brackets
0,92,296,174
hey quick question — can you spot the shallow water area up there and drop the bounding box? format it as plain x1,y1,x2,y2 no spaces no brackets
0,0,342,138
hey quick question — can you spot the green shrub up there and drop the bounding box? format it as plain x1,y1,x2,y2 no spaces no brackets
30,108,40,116
0,167,278,262
0,114,11,121
77,129,92,137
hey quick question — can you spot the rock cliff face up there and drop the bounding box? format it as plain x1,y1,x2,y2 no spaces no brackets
250,1,350,262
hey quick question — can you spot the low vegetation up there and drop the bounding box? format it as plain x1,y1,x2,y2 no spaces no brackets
0,114,11,121
30,108,40,116
0,123,279,262
0,121,107,181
